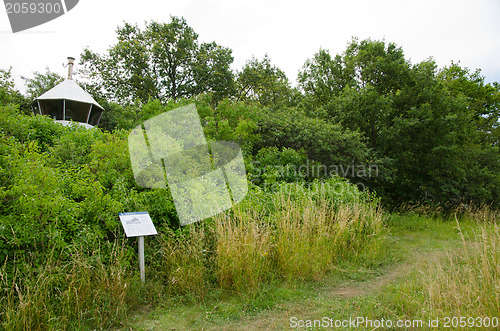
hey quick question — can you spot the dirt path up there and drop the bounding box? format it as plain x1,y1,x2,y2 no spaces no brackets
123,217,470,330
329,248,448,300
203,249,447,331
328,264,409,299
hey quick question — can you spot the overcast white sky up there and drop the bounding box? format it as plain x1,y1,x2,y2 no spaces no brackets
1,0,500,92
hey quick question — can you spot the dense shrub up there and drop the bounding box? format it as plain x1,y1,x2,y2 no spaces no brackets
0,106,179,328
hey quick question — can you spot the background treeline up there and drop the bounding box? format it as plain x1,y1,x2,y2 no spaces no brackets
5,16,498,208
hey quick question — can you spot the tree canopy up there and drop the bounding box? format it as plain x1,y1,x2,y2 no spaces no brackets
5,18,499,208
298,38,500,206
79,16,235,105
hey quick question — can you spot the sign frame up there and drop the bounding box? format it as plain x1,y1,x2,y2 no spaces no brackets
119,211,157,237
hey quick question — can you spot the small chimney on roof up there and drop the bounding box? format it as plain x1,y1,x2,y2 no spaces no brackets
67,57,75,80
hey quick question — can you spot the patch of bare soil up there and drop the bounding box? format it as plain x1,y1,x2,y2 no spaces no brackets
329,250,448,299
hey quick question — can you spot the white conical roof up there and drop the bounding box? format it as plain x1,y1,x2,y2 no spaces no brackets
36,79,104,110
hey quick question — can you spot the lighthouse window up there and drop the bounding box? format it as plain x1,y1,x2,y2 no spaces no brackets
65,100,91,123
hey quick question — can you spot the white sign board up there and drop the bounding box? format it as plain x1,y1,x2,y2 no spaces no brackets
119,212,157,237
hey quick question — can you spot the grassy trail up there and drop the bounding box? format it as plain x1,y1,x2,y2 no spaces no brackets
121,214,492,330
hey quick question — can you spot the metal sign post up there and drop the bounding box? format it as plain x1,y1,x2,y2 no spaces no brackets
138,236,145,282
118,212,157,283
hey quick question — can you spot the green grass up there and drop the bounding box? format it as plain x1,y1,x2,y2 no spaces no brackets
2,179,497,331
121,212,499,330
0,242,132,330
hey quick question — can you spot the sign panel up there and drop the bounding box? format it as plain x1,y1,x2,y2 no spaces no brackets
118,212,157,237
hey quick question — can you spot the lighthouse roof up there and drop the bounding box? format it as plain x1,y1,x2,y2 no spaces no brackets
35,79,104,110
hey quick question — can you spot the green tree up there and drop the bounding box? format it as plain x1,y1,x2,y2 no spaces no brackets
298,48,355,106
300,39,411,148
380,60,500,206
193,42,236,104
80,21,159,104
80,16,235,104
0,67,26,109
300,38,500,206
299,39,410,106
343,38,410,93
144,18,199,101
22,68,64,102
236,55,295,107
438,62,500,146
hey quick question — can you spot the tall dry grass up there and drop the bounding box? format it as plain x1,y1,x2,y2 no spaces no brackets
211,179,384,290
0,242,130,330
156,179,385,295
273,186,384,283
158,225,210,296
400,202,500,224
454,203,500,223
214,208,273,293
422,221,500,317
273,193,334,282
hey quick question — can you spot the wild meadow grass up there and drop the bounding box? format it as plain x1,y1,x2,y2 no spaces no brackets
0,242,130,330
422,221,500,317
273,195,334,282
359,207,500,324
5,178,498,330
401,202,500,223
455,203,500,223
158,178,385,295
273,193,383,283
158,225,209,297
214,208,274,293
